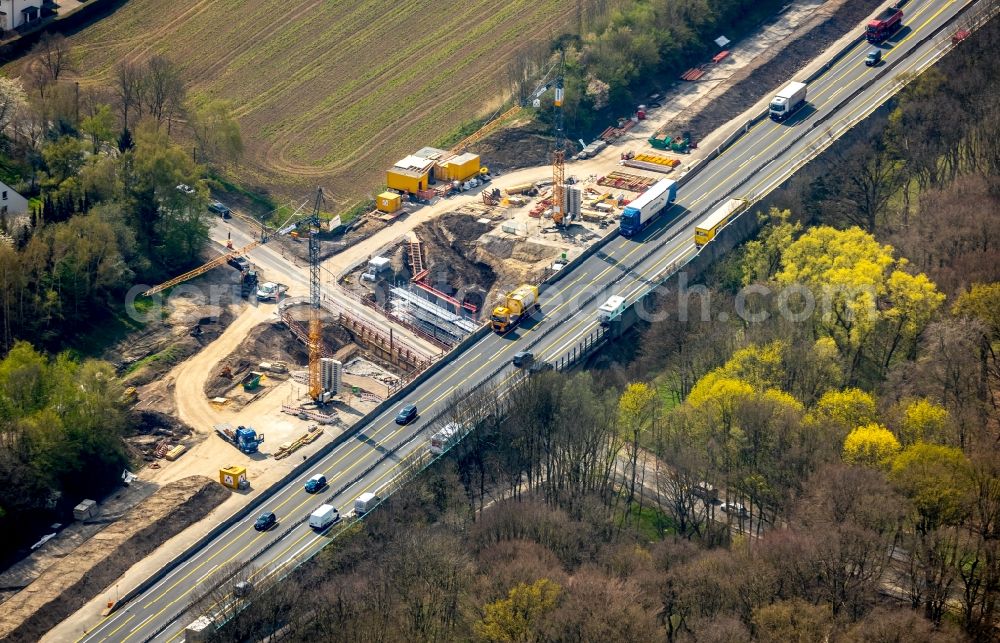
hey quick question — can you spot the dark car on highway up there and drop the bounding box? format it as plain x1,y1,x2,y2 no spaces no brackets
304,474,326,493
512,351,534,368
395,403,418,425
254,511,276,531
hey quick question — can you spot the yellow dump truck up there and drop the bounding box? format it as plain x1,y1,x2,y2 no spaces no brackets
491,284,539,333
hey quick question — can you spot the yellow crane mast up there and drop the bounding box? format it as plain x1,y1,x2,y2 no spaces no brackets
306,188,326,401
551,50,567,226
141,240,263,297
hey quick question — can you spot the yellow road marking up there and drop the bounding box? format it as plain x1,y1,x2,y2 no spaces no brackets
101,614,134,640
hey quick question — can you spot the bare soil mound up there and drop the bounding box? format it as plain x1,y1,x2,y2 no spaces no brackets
0,476,230,643
470,121,552,174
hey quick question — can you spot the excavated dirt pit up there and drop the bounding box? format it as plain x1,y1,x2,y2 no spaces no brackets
411,213,497,309
201,312,411,406
203,318,355,400
343,208,577,313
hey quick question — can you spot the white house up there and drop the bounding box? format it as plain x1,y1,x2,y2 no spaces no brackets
0,180,28,218
0,0,42,32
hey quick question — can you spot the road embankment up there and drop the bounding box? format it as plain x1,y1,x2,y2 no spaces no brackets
0,476,229,643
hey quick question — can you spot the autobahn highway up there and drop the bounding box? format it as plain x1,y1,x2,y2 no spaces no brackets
80,0,975,639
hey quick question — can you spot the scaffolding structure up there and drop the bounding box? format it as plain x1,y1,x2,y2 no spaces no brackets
390,287,478,344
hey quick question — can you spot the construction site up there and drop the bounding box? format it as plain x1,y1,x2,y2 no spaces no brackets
3,0,888,637
28,23,711,513
334,62,683,346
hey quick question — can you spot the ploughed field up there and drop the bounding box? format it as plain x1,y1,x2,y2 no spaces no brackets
63,0,579,198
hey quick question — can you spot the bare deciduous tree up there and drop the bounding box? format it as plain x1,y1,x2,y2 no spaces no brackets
829,140,905,232
115,61,143,129
32,32,72,84
141,55,185,127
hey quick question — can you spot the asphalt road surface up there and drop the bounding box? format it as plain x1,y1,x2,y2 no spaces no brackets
80,1,972,639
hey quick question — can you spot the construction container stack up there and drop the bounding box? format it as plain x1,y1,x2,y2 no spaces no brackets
386,147,483,196
436,152,481,182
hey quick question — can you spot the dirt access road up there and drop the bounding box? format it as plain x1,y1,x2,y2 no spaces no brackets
144,303,274,485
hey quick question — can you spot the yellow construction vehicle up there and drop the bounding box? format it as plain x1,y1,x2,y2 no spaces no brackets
490,284,539,333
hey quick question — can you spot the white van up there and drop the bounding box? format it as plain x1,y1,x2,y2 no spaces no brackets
429,423,462,455
354,492,379,514
598,296,626,325
309,504,339,530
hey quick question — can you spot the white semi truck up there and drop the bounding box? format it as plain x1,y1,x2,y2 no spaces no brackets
769,81,807,121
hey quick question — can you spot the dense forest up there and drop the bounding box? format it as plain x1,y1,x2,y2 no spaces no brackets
0,34,243,555
213,15,1000,643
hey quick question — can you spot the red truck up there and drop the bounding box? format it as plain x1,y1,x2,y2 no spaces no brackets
867,5,903,43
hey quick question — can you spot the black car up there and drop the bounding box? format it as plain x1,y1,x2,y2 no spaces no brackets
395,403,418,425
208,201,232,219
512,351,534,368
254,511,276,531
228,256,251,272
864,49,882,66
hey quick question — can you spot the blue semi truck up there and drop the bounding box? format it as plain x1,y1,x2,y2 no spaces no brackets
618,179,678,237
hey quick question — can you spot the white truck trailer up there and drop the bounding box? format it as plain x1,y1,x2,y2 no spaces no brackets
769,81,807,121
354,492,380,514
429,422,462,455
618,179,678,237
598,296,626,325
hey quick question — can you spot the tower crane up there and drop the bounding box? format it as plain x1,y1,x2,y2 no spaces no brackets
306,188,325,402
551,49,567,227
